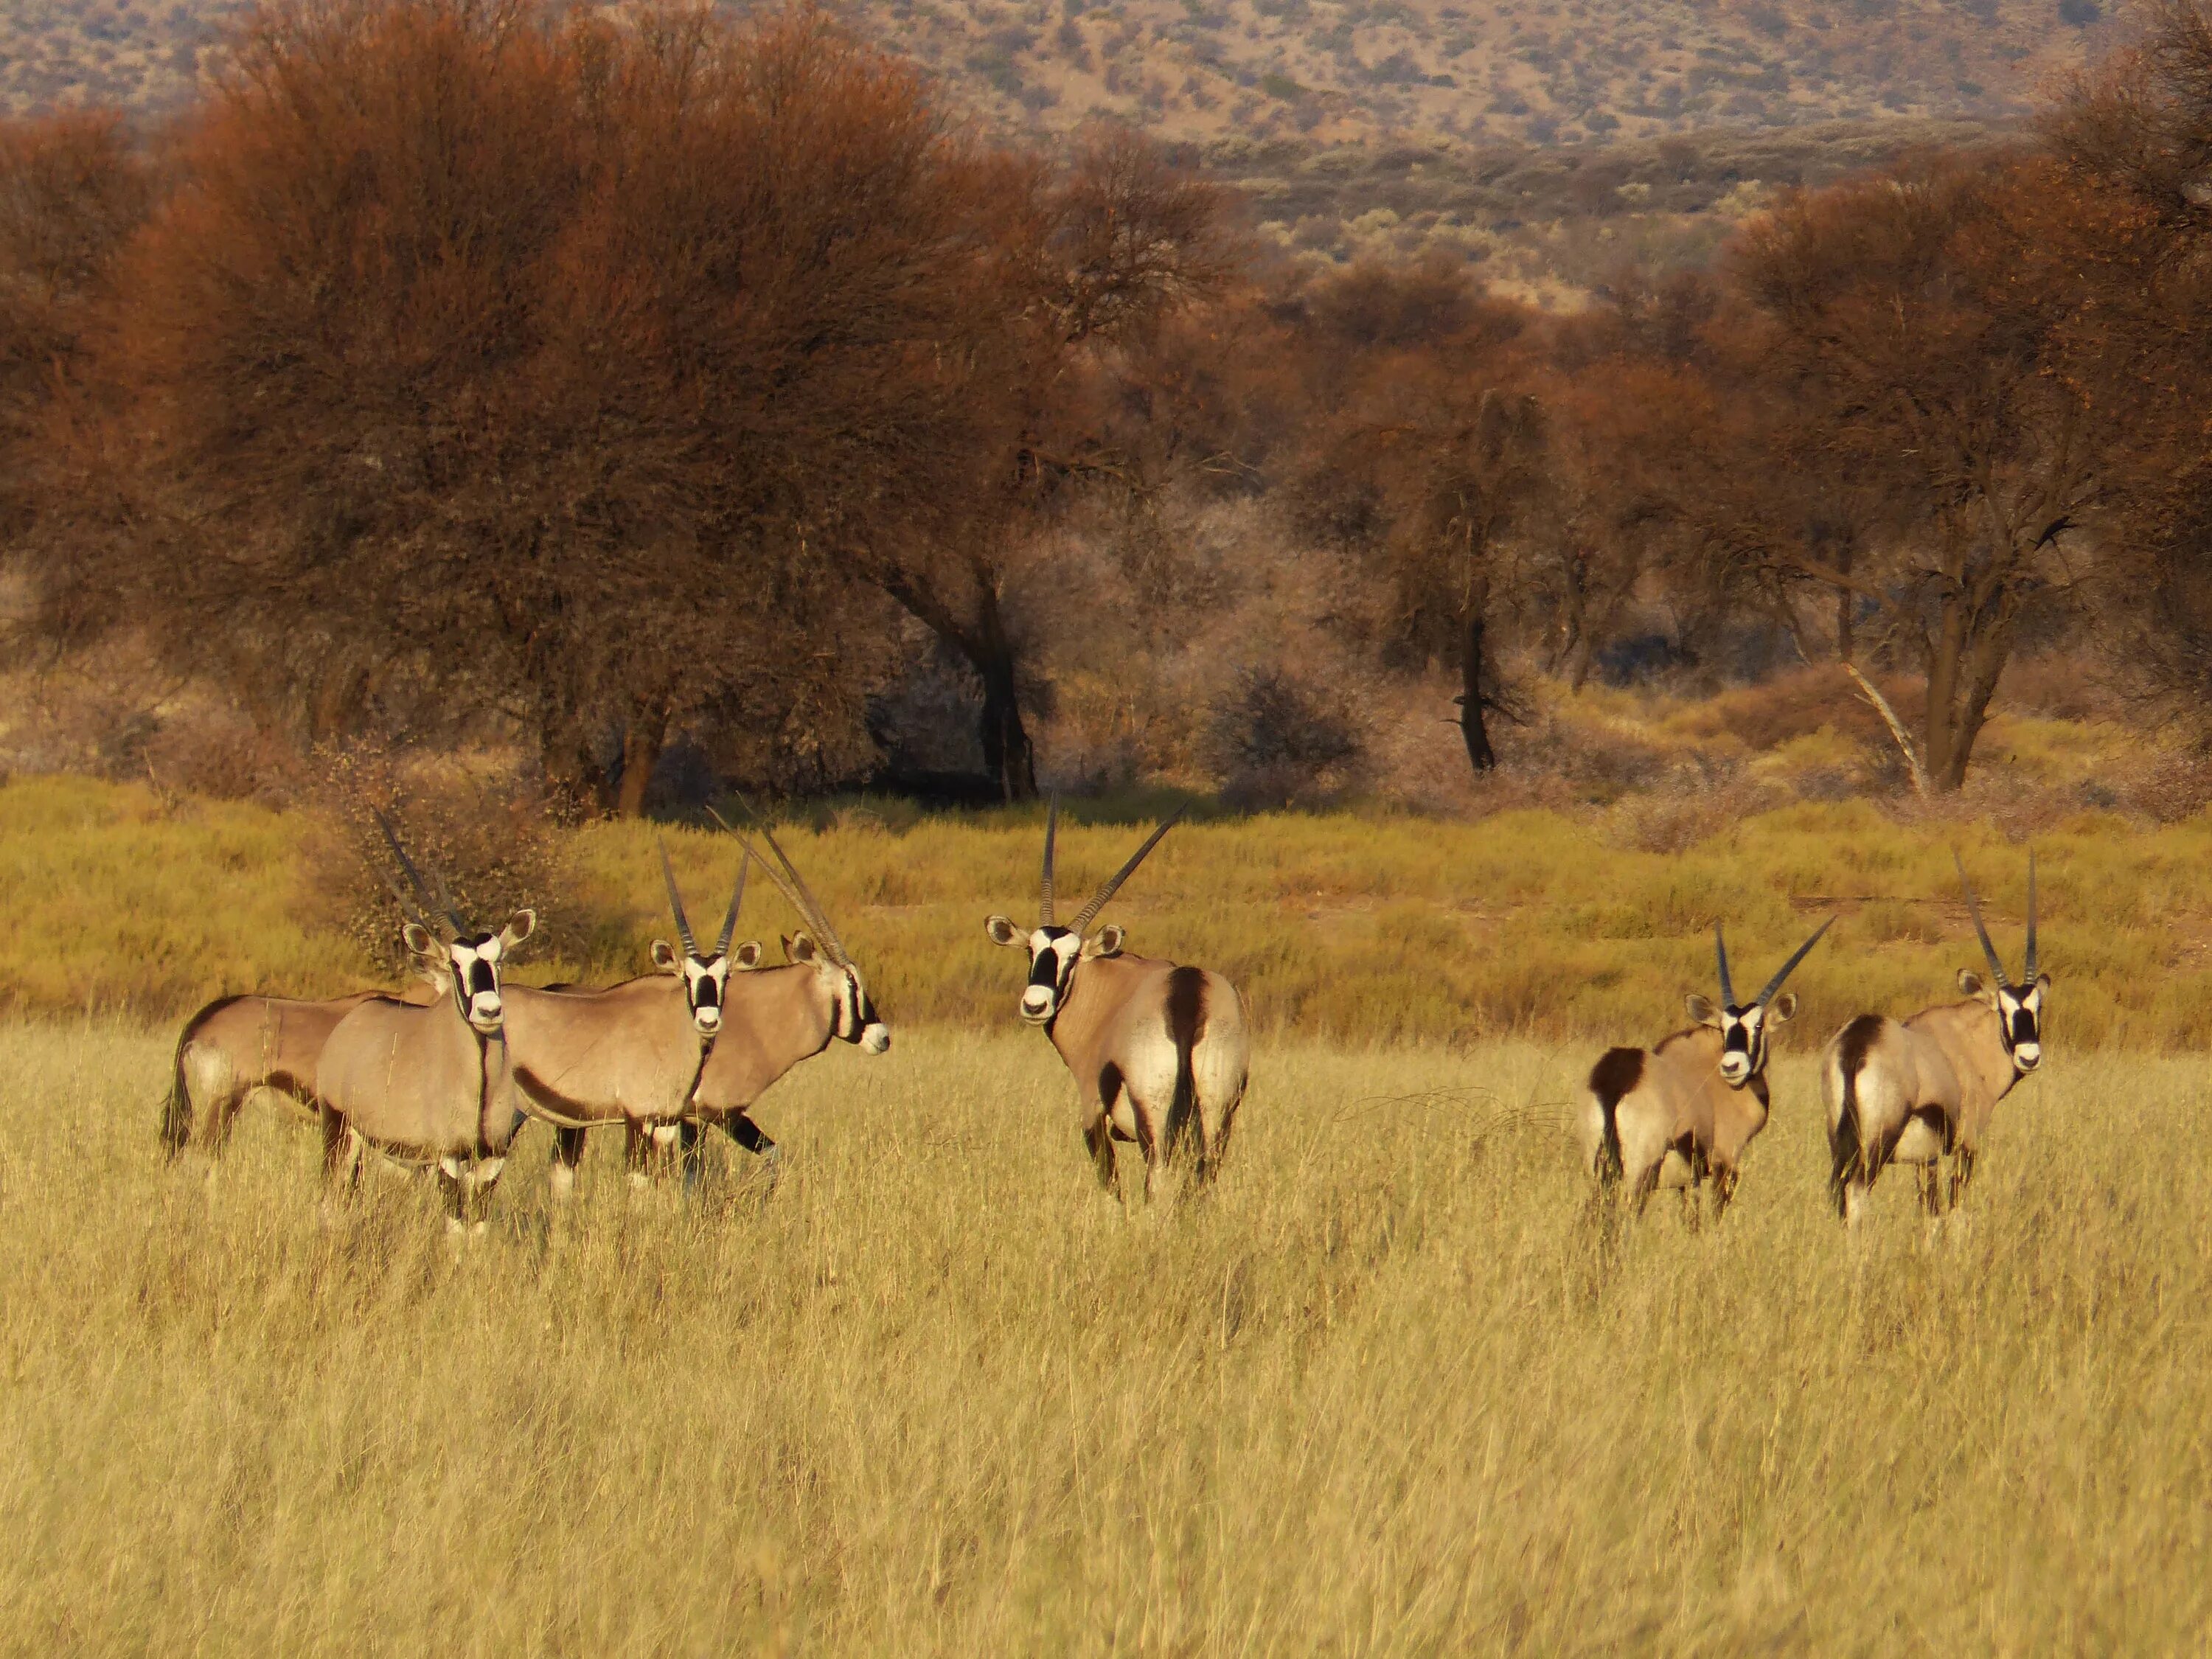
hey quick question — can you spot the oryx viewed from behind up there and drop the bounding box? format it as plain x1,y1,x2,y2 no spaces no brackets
678,811,891,1184
315,815,535,1232
499,841,758,1200
986,800,1248,1200
1822,852,2048,1225
1580,915,1833,1225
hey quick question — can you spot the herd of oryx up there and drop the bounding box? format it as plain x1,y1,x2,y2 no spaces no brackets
161,799,2049,1233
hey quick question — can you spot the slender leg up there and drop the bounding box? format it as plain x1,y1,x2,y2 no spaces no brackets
1082,1117,1119,1196
679,1120,704,1197
625,1121,653,1189
717,1113,781,1184
1918,1161,1944,1219
1708,1166,1739,1226
320,1106,358,1193
1947,1145,1978,1210
549,1126,584,1203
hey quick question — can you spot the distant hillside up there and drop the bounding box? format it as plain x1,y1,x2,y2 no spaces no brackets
0,0,2084,301
5,0,2115,144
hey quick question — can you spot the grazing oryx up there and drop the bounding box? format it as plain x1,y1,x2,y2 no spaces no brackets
677,813,891,1183
985,800,1248,1200
163,990,382,1156
316,816,535,1232
500,843,759,1198
1822,852,2047,1224
1580,916,1832,1223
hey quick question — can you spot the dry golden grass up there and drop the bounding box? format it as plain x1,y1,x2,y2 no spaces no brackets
12,770,2212,1051
1,1020,2207,1652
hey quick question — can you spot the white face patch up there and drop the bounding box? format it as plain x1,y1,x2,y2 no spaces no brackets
447,934,507,1033
1716,1004,1767,1088
1018,928,1082,1023
681,955,731,1035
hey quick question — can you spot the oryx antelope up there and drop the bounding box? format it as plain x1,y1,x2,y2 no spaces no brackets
986,800,1248,1199
1821,852,2048,1224
1580,916,1832,1223
501,842,758,1198
677,812,891,1182
315,817,535,1231
163,990,382,1156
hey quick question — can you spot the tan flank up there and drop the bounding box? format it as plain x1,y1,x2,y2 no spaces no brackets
987,799,1249,1200
314,814,535,1233
1579,916,1831,1225
1821,852,2048,1223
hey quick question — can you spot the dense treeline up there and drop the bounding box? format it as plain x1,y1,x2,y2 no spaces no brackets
4,0,2212,812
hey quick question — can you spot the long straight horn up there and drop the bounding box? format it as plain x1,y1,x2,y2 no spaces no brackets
658,836,698,957
1069,804,1188,936
707,803,849,969
1755,914,1834,1005
373,808,454,940
715,849,750,956
1040,794,1059,928
1953,849,2010,989
1714,922,1736,1008
2023,849,2039,982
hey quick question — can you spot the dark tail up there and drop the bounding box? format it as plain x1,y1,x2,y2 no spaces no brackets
1164,967,1206,1166
1587,1047,1641,1193
1829,1014,1880,1219
161,1021,195,1157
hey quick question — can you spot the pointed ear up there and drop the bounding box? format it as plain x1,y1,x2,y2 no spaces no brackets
650,939,680,973
403,922,436,957
502,909,536,948
1959,969,1992,1001
2031,972,2051,998
1082,924,1125,959
734,940,763,970
785,931,817,964
1767,991,1798,1024
1685,992,1719,1026
985,914,1022,947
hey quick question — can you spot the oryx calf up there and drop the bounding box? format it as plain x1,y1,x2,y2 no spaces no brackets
678,814,889,1183
316,817,535,1232
986,801,1248,1200
1579,917,1832,1223
1822,852,2048,1224
501,843,757,1199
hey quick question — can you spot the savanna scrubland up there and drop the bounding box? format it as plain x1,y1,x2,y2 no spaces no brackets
7,0,2212,1650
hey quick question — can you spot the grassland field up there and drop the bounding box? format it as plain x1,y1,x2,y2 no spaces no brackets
4,763,2211,1650
6,769,2212,1048
0,1021,2206,1652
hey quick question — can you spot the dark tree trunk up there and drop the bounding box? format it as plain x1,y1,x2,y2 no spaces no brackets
977,649,1037,804
1458,613,1497,773
1834,541,1856,664
970,585,1037,804
540,707,615,818
614,701,667,819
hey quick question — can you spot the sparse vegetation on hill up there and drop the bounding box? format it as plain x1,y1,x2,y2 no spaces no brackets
0,0,2110,147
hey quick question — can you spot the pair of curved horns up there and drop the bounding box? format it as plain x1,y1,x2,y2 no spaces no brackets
658,838,748,960
1714,914,1834,1009
1040,795,1187,936
373,808,467,941
705,802,851,970
1955,849,2038,988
